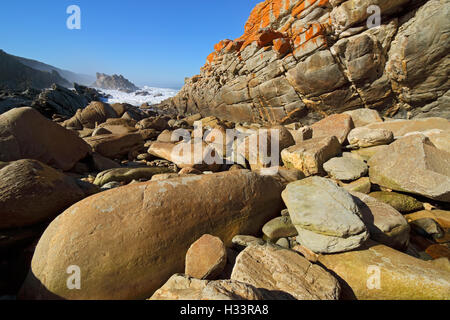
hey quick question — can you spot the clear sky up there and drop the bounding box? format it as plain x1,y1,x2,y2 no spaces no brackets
0,0,261,88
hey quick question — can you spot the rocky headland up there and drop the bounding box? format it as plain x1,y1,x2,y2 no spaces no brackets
92,73,139,93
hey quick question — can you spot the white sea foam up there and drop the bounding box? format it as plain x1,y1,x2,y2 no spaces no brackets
97,86,178,106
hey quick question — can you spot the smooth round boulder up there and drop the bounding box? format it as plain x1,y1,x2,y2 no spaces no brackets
0,159,85,229
20,170,284,300
0,107,91,171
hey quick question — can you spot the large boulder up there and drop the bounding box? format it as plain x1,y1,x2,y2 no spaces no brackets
0,107,90,171
347,127,394,148
230,244,340,300
0,159,85,229
368,135,450,202
282,177,369,253
319,241,450,300
20,170,284,300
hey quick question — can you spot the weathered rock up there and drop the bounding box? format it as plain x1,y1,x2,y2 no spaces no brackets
137,116,170,131
262,216,298,240
348,127,394,148
281,136,341,176
20,170,284,300
344,109,383,127
93,167,174,186
282,177,369,253
323,157,368,181
150,274,266,300
0,107,90,171
84,133,144,159
351,192,410,250
368,191,424,213
318,241,450,300
185,234,227,280
368,135,450,202
0,160,85,229
311,114,354,144
231,244,340,300
62,101,118,130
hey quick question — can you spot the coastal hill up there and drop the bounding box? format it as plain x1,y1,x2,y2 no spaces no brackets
0,49,71,90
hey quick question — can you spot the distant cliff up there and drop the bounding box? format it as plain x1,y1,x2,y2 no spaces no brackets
158,0,449,124
0,50,71,90
92,73,139,92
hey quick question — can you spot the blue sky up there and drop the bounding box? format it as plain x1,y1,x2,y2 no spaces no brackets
0,0,260,88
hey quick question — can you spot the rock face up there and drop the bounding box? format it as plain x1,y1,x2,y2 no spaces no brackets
0,107,90,170
319,242,450,300
0,160,85,229
282,177,369,253
230,244,340,300
368,135,450,202
185,234,227,280
157,0,450,124
92,73,139,92
20,170,284,300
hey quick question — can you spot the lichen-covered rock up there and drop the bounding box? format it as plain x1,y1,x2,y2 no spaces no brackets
368,191,424,214
20,170,284,300
231,244,340,300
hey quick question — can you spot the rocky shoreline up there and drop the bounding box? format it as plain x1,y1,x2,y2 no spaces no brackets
0,0,449,302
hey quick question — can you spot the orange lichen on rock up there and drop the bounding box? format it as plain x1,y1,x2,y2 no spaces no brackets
273,38,292,56
206,51,217,65
214,39,232,52
203,0,332,67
